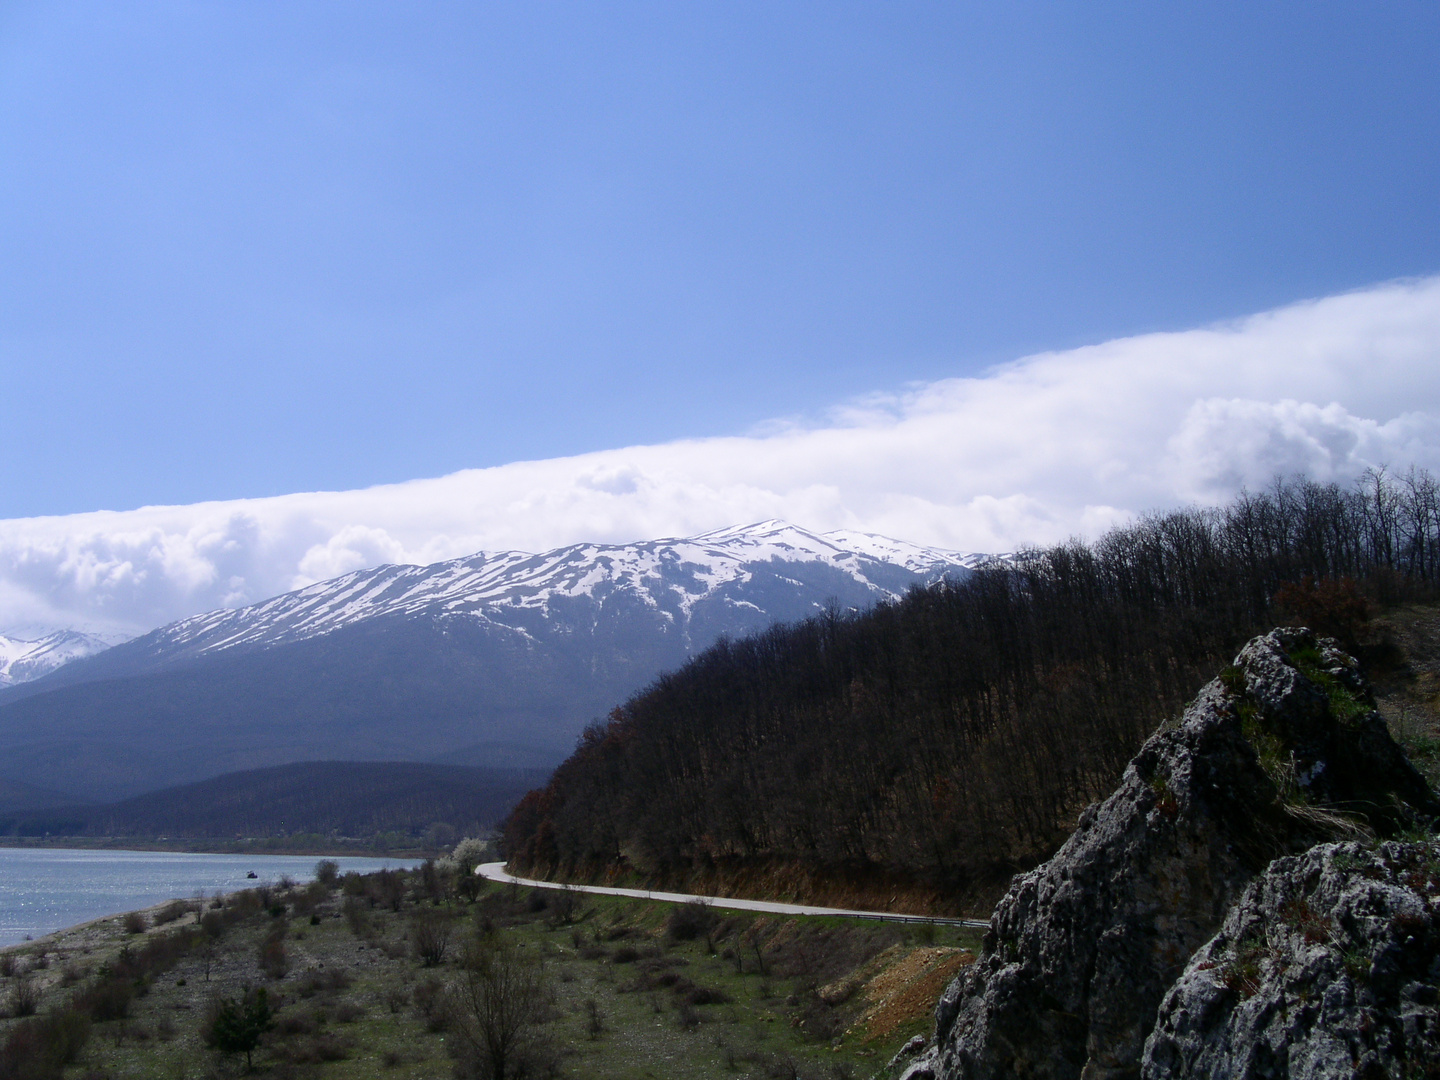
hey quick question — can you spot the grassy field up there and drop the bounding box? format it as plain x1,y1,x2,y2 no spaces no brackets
0,866,980,1079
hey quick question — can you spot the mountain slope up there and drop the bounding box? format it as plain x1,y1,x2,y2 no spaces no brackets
13,521,975,694
0,522,978,801
0,630,110,688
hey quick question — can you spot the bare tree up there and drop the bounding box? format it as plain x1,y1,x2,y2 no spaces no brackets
411,908,453,967
447,937,552,1080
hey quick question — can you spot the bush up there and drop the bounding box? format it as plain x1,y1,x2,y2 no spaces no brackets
0,1009,90,1080
258,928,289,980
203,988,273,1071
1273,575,1374,649
121,912,146,935
371,870,405,913
447,939,555,1080
413,976,449,1033
665,901,715,944
6,976,39,1018
411,909,453,967
151,900,192,927
342,896,372,938
314,860,340,887
199,909,226,940
73,976,132,1022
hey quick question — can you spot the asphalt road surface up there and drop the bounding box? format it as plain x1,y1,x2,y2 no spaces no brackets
477,863,989,928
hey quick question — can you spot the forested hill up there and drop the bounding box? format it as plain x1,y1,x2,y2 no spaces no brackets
503,471,1440,913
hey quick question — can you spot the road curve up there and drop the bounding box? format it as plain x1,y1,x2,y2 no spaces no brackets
477,863,988,928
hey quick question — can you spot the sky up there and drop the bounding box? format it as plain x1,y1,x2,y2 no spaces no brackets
2,3,1439,638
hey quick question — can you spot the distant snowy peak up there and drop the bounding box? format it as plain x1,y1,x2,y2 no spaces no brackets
0,630,112,687
138,521,987,662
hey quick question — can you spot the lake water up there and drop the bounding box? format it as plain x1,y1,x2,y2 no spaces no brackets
0,847,420,947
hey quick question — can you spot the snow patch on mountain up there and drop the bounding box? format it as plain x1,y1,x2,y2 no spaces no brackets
0,630,112,687
134,520,985,663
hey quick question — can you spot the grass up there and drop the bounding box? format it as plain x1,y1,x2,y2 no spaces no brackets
0,869,980,1079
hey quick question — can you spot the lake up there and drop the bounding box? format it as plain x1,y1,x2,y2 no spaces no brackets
0,847,420,947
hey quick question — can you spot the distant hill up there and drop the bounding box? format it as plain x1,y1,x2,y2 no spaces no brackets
0,761,547,841
0,522,979,801
0,775,83,814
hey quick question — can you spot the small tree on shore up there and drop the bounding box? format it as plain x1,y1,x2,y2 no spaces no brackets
204,987,272,1071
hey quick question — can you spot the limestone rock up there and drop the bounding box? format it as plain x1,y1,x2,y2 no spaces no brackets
903,628,1437,1080
1142,840,1440,1079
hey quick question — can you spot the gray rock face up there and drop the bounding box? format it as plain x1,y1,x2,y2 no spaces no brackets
1142,841,1440,1079
904,628,1438,1080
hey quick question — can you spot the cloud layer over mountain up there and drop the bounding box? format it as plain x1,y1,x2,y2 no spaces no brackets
4,277,1439,638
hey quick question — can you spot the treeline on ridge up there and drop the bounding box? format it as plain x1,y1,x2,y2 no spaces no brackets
503,471,1440,908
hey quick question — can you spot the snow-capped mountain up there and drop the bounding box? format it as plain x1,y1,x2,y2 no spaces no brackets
0,630,111,688
0,522,988,802
131,520,983,665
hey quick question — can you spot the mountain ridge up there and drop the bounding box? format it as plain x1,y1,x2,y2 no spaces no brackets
0,629,111,688
0,521,983,801
8,520,980,698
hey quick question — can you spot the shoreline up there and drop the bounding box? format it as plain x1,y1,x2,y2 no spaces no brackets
0,836,439,859
0,848,428,950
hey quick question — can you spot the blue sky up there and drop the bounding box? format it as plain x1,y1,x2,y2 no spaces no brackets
4,3,1437,521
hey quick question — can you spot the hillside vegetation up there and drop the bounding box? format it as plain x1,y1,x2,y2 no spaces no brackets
505,472,1440,911
0,864,976,1079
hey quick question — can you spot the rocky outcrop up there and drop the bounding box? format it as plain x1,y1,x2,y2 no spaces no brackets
903,628,1438,1080
1142,840,1440,1079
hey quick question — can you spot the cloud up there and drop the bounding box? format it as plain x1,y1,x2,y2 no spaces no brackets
3,277,1440,638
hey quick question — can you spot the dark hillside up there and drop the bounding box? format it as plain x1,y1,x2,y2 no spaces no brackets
0,761,546,841
0,776,81,813
0,616,582,801
504,472,1440,912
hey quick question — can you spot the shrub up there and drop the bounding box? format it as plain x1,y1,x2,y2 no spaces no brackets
314,860,340,887
447,939,555,1080
0,1008,90,1080
1272,575,1373,649
152,900,192,927
6,975,39,1018
121,911,147,935
258,927,289,981
413,976,449,1033
411,909,453,968
665,901,715,944
203,988,273,1070
73,975,132,1022
293,967,352,998
371,870,406,912
342,896,372,938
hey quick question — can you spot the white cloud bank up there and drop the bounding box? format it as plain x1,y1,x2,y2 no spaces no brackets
4,277,1440,638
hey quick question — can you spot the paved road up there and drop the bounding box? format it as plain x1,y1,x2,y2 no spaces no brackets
477,863,989,929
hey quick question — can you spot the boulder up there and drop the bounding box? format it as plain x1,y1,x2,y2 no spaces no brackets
904,628,1437,1080
1142,840,1440,1079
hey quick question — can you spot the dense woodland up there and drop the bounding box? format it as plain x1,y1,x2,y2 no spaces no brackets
504,470,1440,906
